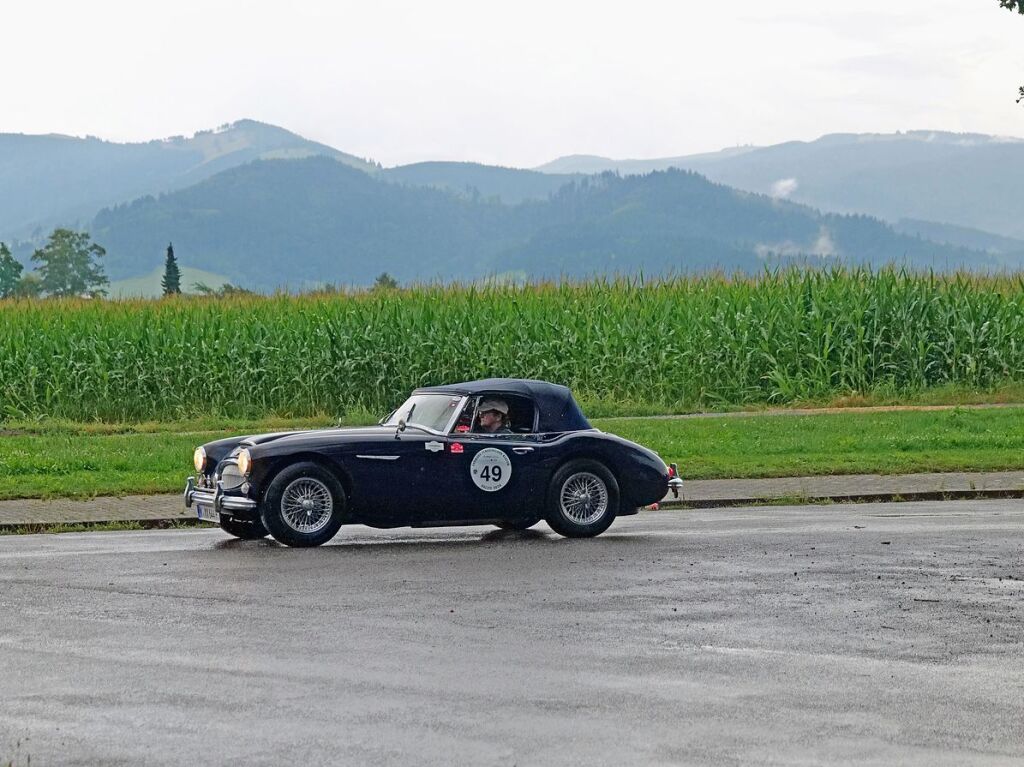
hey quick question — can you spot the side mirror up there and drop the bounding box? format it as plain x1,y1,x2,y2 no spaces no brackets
394,403,415,439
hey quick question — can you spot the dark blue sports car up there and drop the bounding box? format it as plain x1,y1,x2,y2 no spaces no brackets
185,378,681,547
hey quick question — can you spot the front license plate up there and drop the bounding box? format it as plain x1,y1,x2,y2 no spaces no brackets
196,504,220,523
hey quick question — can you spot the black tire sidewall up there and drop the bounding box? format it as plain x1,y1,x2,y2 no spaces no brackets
260,461,346,547
218,515,268,539
545,459,619,538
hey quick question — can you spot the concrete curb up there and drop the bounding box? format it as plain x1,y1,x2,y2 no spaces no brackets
654,487,1024,510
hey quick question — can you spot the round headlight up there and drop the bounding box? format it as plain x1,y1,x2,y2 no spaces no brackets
237,448,252,476
193,446,207,473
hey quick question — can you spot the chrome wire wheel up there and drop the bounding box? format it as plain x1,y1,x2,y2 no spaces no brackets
559,471,609,525
280,477,334,534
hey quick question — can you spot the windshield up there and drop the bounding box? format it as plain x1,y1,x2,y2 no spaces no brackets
383,394,465,432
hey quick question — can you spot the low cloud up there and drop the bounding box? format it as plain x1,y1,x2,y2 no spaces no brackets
813,227,837,257
770,177,799,199
755,226,837,259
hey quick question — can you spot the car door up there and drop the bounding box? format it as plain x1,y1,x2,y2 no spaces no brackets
348,430,454,524
443,431,548,521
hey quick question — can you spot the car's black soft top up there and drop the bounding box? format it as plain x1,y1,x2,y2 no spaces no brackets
412,378,592,433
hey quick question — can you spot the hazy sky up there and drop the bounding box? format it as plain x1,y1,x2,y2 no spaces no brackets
3,1,1022,167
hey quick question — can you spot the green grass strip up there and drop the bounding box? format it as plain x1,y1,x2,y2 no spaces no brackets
2,408,1023,501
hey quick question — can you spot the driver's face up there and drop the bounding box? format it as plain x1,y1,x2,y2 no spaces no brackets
478,410,502,431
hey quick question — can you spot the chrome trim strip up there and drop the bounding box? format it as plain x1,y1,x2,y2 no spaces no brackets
356,454,400,461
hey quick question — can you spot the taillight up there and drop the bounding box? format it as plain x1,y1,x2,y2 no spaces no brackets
667,465,676,478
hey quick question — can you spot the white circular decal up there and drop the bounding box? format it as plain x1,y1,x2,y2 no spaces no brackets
470,448,512,492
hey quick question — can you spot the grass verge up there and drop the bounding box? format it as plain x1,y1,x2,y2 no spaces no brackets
607,406,1024,479
0,519,214,535
3,407,1024,501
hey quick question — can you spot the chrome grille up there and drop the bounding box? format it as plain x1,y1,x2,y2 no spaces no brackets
218,462,244,490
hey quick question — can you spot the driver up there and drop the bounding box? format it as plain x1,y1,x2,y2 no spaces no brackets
476,398,512,434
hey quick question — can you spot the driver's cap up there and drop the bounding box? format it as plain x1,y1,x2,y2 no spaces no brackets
478,398,509,415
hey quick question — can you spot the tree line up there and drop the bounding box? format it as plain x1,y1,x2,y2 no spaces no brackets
0,229,185,299
0,227,402,299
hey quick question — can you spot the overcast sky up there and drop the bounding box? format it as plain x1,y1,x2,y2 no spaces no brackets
3,1,1022,167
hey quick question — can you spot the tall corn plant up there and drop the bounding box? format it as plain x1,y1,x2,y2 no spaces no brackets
3,268,1024,422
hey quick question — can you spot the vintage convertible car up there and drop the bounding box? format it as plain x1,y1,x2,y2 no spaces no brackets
184,378,682,547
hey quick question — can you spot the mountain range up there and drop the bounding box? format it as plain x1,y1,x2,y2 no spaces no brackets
3,121,1023,293
92,156,993,290
0,120,373,240
535,131,1024,242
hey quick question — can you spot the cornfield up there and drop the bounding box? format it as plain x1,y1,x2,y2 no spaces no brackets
3,269,1024,422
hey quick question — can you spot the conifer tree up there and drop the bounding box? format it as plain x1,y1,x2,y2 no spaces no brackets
161,242,181,296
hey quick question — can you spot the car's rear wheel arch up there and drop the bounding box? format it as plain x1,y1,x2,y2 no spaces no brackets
551,452,622,491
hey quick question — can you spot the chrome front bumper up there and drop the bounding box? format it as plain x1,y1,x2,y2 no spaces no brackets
184,476,258,513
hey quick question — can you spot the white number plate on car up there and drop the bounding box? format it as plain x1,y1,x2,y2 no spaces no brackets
196,504,220,523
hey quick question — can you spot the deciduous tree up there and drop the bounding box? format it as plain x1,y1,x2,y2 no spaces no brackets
191,281,252,297
998,1,1024,101
31,229,109,298
13,273,43,298
0,242,23,298
373,272,399,290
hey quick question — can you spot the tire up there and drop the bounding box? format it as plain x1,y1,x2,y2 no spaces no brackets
544,459,619,538
494,516,540,531
219,515,269,540
259,461,346,547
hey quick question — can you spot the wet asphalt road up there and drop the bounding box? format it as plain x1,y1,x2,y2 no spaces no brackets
1,500,1022,766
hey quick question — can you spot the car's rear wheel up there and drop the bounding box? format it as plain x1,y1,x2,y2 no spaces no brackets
218,515,268,540
260,462,345,547
544,459,618,538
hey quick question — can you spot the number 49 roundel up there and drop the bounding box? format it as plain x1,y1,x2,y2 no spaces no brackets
470,448,512,492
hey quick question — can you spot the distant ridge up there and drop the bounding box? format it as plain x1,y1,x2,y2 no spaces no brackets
534,147,757,175
382,161,580,204
535,131,1024,240
0,119,375,241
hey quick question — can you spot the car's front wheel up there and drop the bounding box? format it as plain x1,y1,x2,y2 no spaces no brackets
219,515,268,540
260,462,346,547
545,459,618,538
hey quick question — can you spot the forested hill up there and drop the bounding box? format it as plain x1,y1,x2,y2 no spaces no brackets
94,157,511,287
0,120,374,240
536,131,1024,241
91,156,993,289
381,162,580,204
